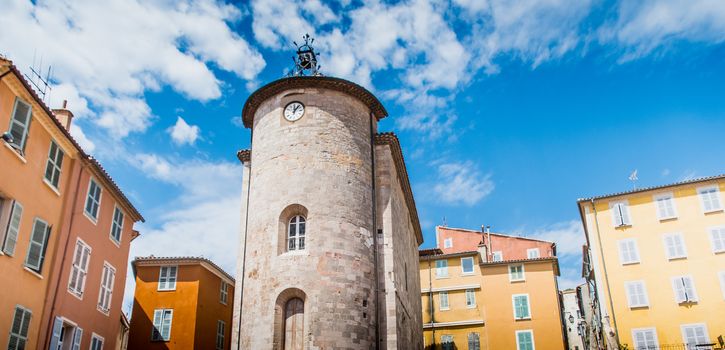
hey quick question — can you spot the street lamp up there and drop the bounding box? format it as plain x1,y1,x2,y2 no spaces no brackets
568,314,575,324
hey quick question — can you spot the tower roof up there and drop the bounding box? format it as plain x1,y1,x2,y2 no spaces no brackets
241,76,388,128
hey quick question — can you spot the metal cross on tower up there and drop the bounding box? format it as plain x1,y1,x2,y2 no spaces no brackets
290,34,322,77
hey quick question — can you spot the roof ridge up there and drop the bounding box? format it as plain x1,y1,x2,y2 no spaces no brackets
578,173,725,201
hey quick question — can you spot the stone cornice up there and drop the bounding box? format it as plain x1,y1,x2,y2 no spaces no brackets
241,76,388,128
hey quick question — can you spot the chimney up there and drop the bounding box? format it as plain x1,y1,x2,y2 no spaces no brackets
52,100,74,131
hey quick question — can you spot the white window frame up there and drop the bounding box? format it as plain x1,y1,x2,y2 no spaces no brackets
68,238,92,298
435,259,449,278
509,264,525,282
709,226,725,254
109,206,124,245
654,192,678,220
287,215,306,251
618,239,640,265
8,305,32,349
151,309,173,341
90,333,104,350
512,294,531,320
624,280,649,308
515,330,535,350
461,257,474,275
97,262,116,314
441,335,454,349
220,281,229,305
158,266,178,291
444,237,453,248
697,185,723,213
7,97,32,152
439,291,449,311
44,140,65,190
24,217,50,272
492,251,503,262
680,323,709,349
672,276,698,303
610,200,632,227
216,320,225,350
662,232,687,260
465,289,476,308
526,248,540,259
631,328,658,350
84,178,102,223
1,199,23,256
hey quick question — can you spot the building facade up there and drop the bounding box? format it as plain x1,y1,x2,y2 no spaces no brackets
578,175,725,349
231,76,424,349
128,256,235,350
561,288,585,350
0,57,143,350
420,226,566,350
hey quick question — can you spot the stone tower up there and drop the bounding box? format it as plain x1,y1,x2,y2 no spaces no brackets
231,60,423,350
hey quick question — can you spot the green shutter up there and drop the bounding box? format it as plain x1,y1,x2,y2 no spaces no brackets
3,201,23,255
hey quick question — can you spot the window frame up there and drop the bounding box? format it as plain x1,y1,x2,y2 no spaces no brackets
43,140,65,190
515,329,535,350
1,199,23,256
512,294,531,320
8,305,32,349
443,237,453,248
435,259,449,278
624,280,649,308
617,238,640,265
653,192,678,220
97,262,116,314
68,238,92,298
671,275,698,303
460,257,475,275
492,251,503,262
680,323,709,349
90,333,104,350
697,185,723,213
441,335,454,350
465,289,476,308
158,266,178,291
24,217,51,273
216,320,225,350
631,327,658,350
468,332,481,350
526,248,540,259
509,264,525,282
609,200,632,227
439,291,450,311
709,226,725,254
84,178,103,223
109,206,124,245
7,97,32,152
220,281,229,305
286,215,306,252
662,232,687,260
151,309,173,341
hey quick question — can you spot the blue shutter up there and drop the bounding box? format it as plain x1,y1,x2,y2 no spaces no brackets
49,317,63,350
72,327,83,350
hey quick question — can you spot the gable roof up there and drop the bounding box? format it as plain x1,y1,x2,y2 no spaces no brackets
132,256,235,283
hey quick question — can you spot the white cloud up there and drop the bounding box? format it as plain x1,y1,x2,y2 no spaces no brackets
69,124,96,153
527,220,586,289
167,117,200,146
433,161,494,206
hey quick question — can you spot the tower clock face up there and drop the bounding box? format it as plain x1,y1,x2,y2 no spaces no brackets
284,101,305,122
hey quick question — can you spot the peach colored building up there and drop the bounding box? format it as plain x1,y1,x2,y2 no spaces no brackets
128,256,235,350
420,226,566,350
0,57,143,350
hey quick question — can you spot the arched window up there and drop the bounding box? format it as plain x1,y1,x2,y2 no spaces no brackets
284,298,304,349
287,216,305,251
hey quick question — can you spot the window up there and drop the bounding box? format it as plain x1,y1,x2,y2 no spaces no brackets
681,324,709,350
8,305,32,350
84,179,102,221
441,335,454,350
512,294,531,319
468,333,480,350
98,263,115,313
49,317,82,350
7,98,32,152
44,141,64,189
663,233,687,259
439,291,449,310
465,289,476,308
509,264,525,282
216,320,225,350
24,218,51,273
110,207,124,244
461,257,474,274
152,309,173,341
284,298,304,349
610,201,632,227
287,215,305,251
220,281,229,304
618,239,640,265
698,185,723,213
527,248,540,259
435,260,448,278
90,334,104,350
492,251,503,262
624,281,649,308
654,193,677,220
68,239,91,297
672,276,698,303
709,226,725,253
158,266,177,291
444,237,452,248
516,330,535,350
632,328,658,350
1,200,23,256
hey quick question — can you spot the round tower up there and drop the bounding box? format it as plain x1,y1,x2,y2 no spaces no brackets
232,75,388,349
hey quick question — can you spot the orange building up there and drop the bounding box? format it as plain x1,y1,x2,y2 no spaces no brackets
0,57,143,349
420,226,566,350
128,256,235,350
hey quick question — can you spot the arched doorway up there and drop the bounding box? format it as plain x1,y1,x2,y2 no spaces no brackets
284,298,304,349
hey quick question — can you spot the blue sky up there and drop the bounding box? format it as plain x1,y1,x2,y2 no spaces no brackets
2,0,725,313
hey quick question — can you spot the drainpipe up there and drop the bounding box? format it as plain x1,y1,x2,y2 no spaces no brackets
369,112,381,349
590,199,621,347
236,130,253,350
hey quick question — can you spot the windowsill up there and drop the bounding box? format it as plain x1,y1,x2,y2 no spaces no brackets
157,288,177,292
622,261,640,266
615,224,632,229
281,250,308,256
23,266,43,279
715,250,725,255
629,305,649,309
704,209,724,215
514,317,531,321
42,179,61,196
4,143,27,163
658,216,677,222
510,279,526,283
677,300,698,305
461,272,475,276
96,306,110,316
668,256,687,261
435,275,450,279
466,305,477,309
83,212,99,225
110,237,121,248
440,308,450,312
68,289,84,301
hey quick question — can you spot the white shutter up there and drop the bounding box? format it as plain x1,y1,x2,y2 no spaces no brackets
152,309,163,340
683,277,698,301
49,317,63,350
158,267,168,290
711,227,725,252
168,266,177,289
162,310,173,340
611,202,631,226
3,201,23,255
72,327,82,350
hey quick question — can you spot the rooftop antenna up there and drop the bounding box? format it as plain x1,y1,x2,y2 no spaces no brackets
442,216,447,227
25,50,53,102
289,34,322,77
628,169,638,190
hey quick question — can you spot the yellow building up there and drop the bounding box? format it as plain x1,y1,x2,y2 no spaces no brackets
420,226,566,350
578,175,725,349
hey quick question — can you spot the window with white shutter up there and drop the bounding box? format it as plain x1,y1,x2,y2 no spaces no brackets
439,291,449,310
216,320,225,350
68,239,91,297
663,233,687,260
2,200,23,256
527,248,540,259
709,226,725,253
632,328,658,350
654,193,677,220
512,294,531,319
624,281,649,308
509,264,525,282
435,260,448,278
515,330,534,350
98,262,116,313
468,333,481,350
90,334,104,350
465,289,476,308
698,186,723,213
44,140,64,189
220,281,229,304
24,218,51,272
610,201,632,227
618,239,640,265
8,306,32,350
672,276,698,303
7,98,32,152
158,266,178,291
681,324,709,350
84,179,102,221
152,309,173,341
110,206,124,244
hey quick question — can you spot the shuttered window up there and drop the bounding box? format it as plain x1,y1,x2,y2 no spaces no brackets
2,200,23,255
465,289,476,308
468,333,480,350
8,306,32,350
90,334,104,350
24,218,51,272
44,140,64,189
110,207,124,244
152,309,173,341
513,294,531,319
681,324,709,349
654,193,677,220
441,335,454,350
709,226,725,253
439,291,449,310
509,264,525,282
516,330,534,350
435,260,448,278
618,239,640,265
220,281,229,304
7,98,32,152
672,276,698,303
663,233,687,259
216,320,225,350
84,179,102,221
98,263,116,313
158,266,178,291
68,239,91,297
624,281,649,308
610,201,632,226
632,328,658,350
698,186,723,213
